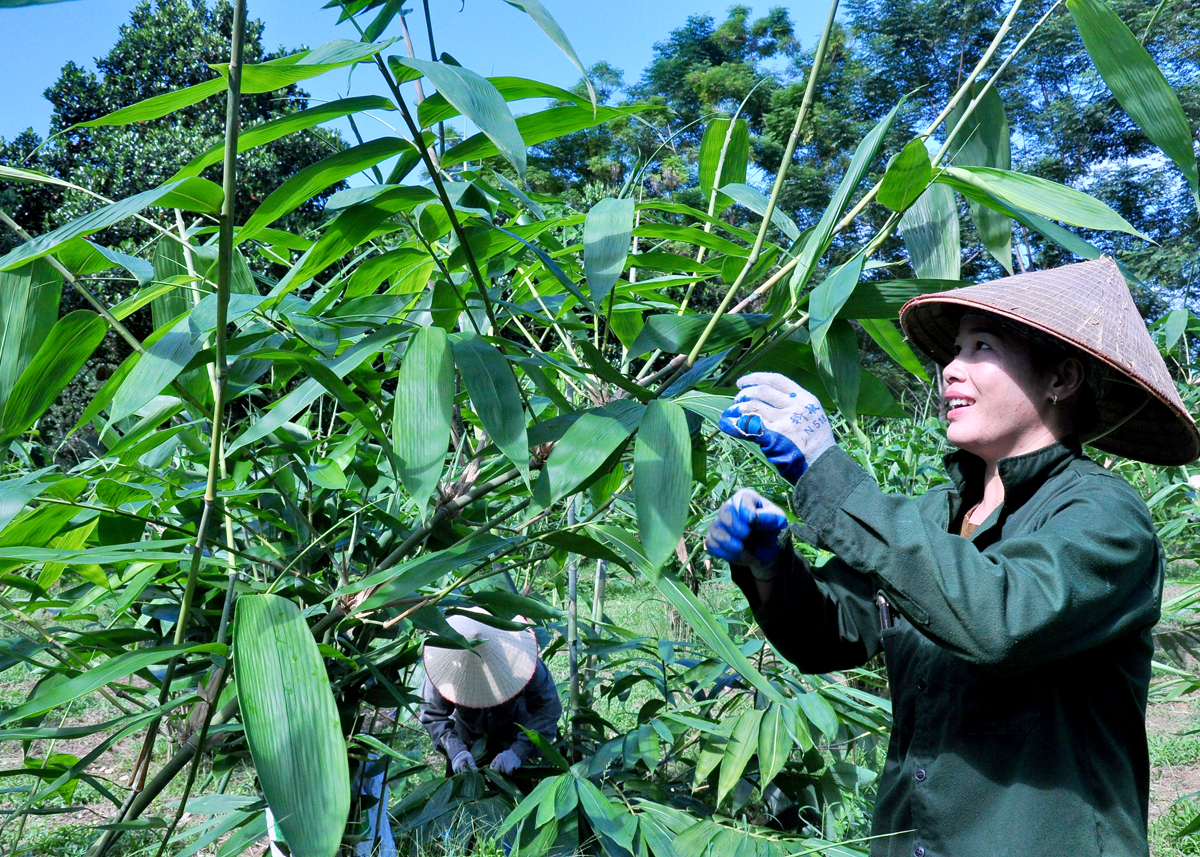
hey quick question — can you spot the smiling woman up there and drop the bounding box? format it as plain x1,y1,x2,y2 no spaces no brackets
707,256,1200,857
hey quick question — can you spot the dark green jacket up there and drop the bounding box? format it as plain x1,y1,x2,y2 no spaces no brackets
734,440,1162,857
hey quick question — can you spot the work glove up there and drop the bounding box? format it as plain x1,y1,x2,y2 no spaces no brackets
490,749,522,775
704,488,789,581
451,750,477,774
719,372,836,484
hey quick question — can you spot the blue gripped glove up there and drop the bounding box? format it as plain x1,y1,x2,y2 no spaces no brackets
490,748,522,775
704,488,790,581
718,372,836,484
451,750,477,774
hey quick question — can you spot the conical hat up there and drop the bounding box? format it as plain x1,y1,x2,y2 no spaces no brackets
899,257,1199,465
422,609,538,708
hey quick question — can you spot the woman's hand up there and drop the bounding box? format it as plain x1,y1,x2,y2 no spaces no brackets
705,488,790,581
490,749,522,775
719,372,836,484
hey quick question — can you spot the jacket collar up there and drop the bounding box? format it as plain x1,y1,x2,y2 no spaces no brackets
944,437,1085,502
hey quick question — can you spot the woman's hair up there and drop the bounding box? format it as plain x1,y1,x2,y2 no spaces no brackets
958,309,1106,437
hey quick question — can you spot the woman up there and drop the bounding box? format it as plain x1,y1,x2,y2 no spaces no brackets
418,609,561,777
705,257,1200,856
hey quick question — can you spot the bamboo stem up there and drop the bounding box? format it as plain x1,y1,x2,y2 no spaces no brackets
682,0,841,368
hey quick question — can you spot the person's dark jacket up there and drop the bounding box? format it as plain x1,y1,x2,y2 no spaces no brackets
733,440,1163,857
417,659,561,765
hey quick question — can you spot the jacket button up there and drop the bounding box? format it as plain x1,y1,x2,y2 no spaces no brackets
916,679,927,691
914,847,926,857
914,768,927,782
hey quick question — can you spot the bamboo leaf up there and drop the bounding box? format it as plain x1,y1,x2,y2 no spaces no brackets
1068,0,1200,208
351,535,518,610
936,166,1148,239
836,277,964,319
54,239,154,286
584,197,637,306
419,76,580,127
0,311,108,445
575,778,636,854
502,0,597,110
877,138,933,212
173,96,397,179
451,332,530,481
0,260,61,413
234,595,350,857
109,318,197,423
946,82,1012,272
808,251,866,356
236,138,410,246
719,183,801,241
396,57,527,181
717,708,763,807
699,119,750,213
814,319,862,422
860,318,929,383
899,184,961,280
74,79,227,128
0,179,222,272
394,327,454,513
535,400,644,506
627,313,771,358
1,642,220,725
634,400,691,573
757,703,793,788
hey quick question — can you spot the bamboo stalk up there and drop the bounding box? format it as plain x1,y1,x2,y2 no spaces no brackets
681,0,841,368
566,497,580,762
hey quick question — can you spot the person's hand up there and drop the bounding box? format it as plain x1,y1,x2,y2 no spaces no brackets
451,750,477,774
490,749,522,775
704,488,789,580
719,373,836,484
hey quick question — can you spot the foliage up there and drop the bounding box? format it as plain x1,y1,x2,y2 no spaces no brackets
0,0,1195,855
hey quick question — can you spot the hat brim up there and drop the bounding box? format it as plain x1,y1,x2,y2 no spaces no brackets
901,295,1200,466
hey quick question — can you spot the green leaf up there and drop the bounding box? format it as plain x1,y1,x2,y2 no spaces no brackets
535,400,644,506
584,198,637,306
394,327,454,514
899,184,961,280
216,38,396,93
860,318,929,383
576,340,653,403
349,535,517,609
0,179,222,272
1068,0,1200,209
75,79,226,128
419,76,581,127
633,222,748,257
54,239,154,286
634,401,691,573
236,138,410,246
946,82,1012,272
172,96,397,179
719,183,801,241
0,260,61,413
396,57,527,181
788,101,902,303
452,332,530,481
877,138,933,212
0,311,108,445
109,318,197,423
442,103,650,168
699,118,750,213
1164,308,1189,351
0,642,217,725
836,277,964,319
808,251,866,357
717,708,763,807
936,166,1147,239
234,595,350,857
814,319,862,422
227,326,403,454
575,778,636,854
502,0,597,109
0,469,55,534
627,313,771,358
757,703,793,788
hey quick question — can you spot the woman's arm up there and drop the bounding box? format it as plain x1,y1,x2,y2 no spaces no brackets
793,447,1162,671
416,677,469,759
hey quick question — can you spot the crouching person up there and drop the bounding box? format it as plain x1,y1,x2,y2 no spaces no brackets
418,609,561,778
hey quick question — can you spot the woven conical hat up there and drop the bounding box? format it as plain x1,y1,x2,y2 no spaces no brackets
899,257,1199,465
422,609,538,708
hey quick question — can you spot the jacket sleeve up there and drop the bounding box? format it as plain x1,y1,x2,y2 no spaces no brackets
731,546,883,674
791,446,1162,671
509,660,562,763
417,677,468,759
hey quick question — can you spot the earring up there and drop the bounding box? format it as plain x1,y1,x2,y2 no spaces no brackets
1051,394,1059,405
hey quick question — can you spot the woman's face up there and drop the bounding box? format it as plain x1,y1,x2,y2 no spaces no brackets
942,316,1061,464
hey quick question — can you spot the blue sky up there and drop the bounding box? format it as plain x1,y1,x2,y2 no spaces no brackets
1,0,832,142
